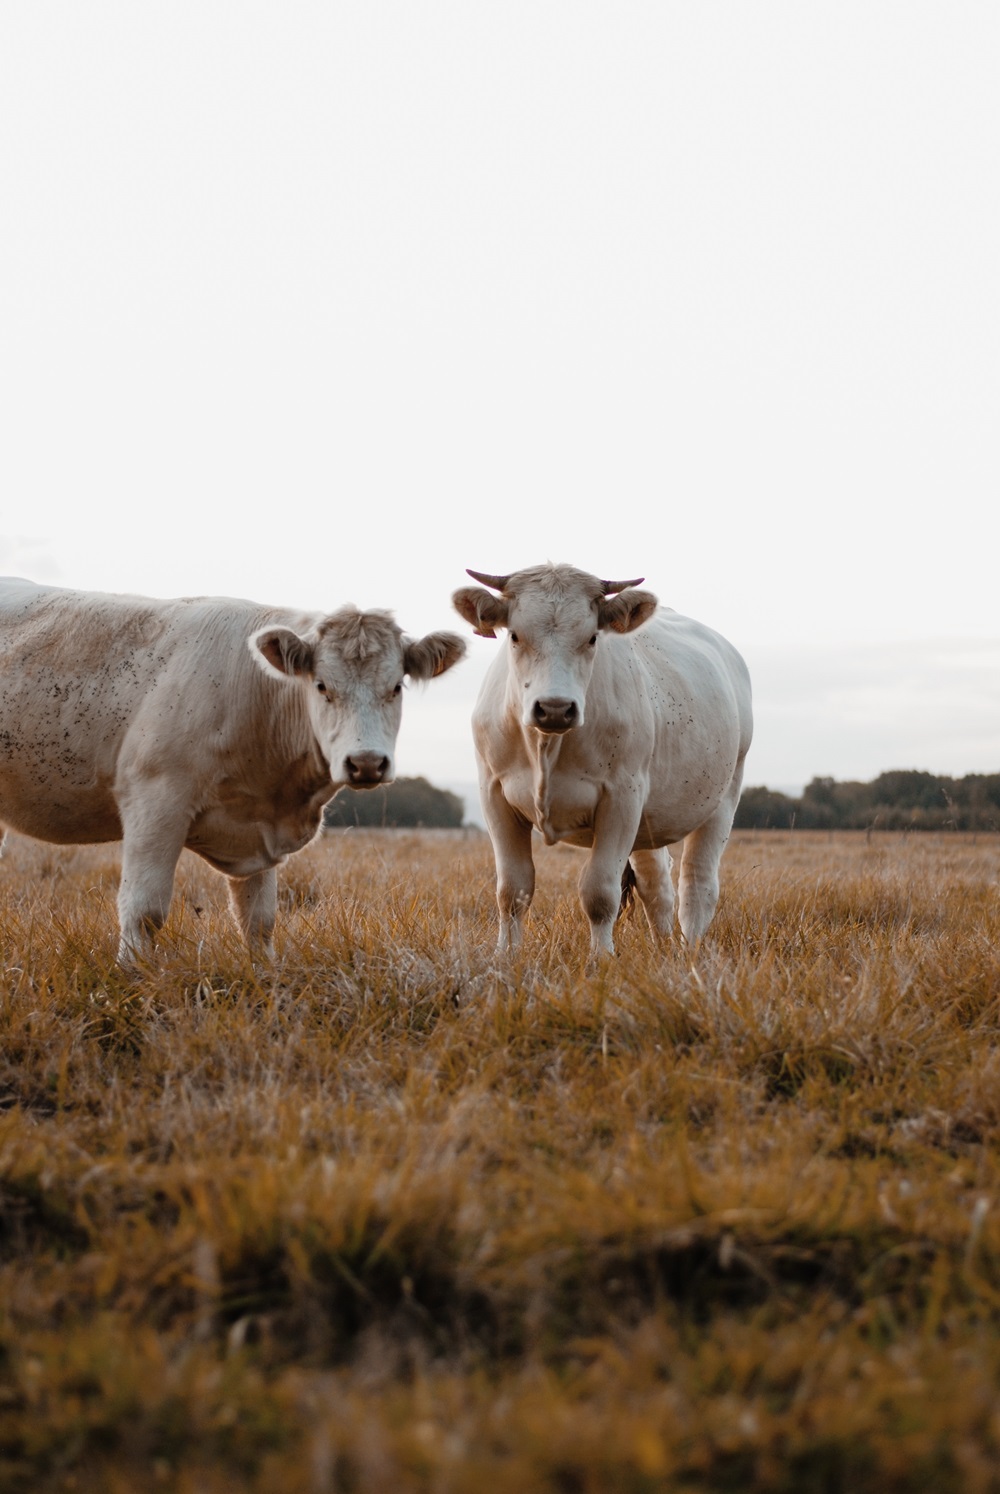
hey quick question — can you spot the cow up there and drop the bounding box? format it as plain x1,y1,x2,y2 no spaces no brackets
452,564,752,963
0,578,465,965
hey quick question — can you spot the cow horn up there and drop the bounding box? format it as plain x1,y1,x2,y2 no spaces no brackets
600,577,645,594
466,569,511,593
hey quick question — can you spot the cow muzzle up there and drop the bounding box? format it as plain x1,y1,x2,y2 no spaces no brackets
345,752,391,786
532,697,579,734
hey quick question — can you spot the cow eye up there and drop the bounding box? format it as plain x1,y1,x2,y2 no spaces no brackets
510,632,519,645
589,634,597,646
393,682,403,696
316,680,327,694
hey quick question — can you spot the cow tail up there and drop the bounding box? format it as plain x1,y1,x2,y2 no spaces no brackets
618,859,637,921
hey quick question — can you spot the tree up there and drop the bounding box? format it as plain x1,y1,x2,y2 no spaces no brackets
738,769,1000,831
733,786,798,829
323,776,465,829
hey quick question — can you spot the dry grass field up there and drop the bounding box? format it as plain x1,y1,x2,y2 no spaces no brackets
2,825,1000,1492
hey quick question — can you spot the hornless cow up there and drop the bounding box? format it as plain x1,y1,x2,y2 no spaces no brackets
453,564,752,962
0,578,465,964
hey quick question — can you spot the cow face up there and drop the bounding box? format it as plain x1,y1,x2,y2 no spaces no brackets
251,608,465,787
453,565,657,734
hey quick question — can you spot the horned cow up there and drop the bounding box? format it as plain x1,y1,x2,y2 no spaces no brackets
453,563,752,962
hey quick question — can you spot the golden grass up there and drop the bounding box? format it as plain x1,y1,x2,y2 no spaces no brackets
2,826,1000,1491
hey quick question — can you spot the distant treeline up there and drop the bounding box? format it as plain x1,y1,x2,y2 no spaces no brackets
736,771,1000,832
322,769,1000,832
323,775,465,829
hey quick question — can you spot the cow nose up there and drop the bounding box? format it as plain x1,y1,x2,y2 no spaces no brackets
345,752,390,785
532,697,578,733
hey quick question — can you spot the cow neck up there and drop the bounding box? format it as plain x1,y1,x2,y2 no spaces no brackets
271,688,331,796
532,730,564,846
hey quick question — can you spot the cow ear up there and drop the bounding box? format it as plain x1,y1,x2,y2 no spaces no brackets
597,588,658,635
404,631,467,681
452,586,510,640
251,625,316,678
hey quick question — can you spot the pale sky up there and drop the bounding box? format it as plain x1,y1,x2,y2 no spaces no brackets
2,4,998,805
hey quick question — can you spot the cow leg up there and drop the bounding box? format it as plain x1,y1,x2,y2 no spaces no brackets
677,768,744,945
228,868,278,959
117,795,189,967
630,846,676,941
482,781,534,955
579,798,643,964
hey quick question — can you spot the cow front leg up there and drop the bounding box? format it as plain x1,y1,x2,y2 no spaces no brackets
117,792,190,968
579,797,643,965
228,868,278,959
482,780,534,955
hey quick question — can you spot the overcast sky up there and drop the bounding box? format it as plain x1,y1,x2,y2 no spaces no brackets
2,4,997,801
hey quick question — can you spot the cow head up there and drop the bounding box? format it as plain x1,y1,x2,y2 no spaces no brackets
452,564,657,734
251,607,466,787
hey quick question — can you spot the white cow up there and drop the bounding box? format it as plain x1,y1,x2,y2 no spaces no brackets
0,578,465,965
453,564,752,962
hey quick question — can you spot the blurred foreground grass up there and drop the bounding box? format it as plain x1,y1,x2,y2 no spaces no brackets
2,827,1000,1492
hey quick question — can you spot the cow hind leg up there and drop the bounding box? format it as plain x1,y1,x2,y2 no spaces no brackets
677,788,741,946
629,846,676,941
228,868,278,959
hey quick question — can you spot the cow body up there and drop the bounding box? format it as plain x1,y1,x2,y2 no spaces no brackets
453,564,752,961
0,578,464,963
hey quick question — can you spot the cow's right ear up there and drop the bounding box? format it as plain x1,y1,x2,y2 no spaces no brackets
452,586,510,640
250,626,316,679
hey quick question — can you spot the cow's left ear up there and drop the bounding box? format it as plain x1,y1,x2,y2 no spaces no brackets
404,631,467,681
251,625,316,679
597,588,658,635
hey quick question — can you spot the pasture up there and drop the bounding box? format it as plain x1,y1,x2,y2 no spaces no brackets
2,826,1000,1492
